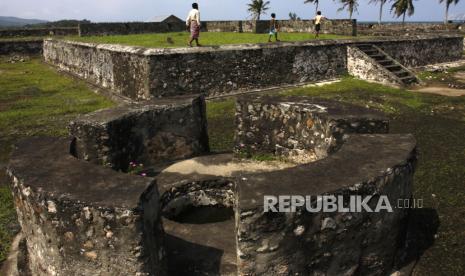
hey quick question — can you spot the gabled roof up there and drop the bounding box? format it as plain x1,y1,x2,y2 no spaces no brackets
148,15,183,23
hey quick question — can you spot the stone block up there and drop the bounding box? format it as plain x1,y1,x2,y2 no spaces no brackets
7,137,166,275
69,95,209,171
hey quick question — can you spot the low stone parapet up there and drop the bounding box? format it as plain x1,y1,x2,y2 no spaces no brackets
234,95,389,160
43,35,463,100
69,95,209,171
7,137,165,275
0,39,43,55
0,27,78,38
236,133,416,275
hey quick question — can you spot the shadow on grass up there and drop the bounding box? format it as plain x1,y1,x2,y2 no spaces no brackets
395,208,440,272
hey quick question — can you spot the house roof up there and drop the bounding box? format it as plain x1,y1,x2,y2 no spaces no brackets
148,15,183,23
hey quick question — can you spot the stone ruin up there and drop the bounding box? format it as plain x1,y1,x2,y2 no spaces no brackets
6,94,417,275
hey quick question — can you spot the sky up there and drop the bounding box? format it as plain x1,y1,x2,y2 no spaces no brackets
1,0,465,23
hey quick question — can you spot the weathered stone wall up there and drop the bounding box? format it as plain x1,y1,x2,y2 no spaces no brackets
0,39,43,55
373,35,464,67
147,42,347,98
43,38,348,99
270,19,357,36
234,95,389,160
69,96,209,171
43,35,463,100
233,95,417,275
7,137,166,275
0,27,78,38
202,21,243,32
43,39,151,99
78,19,356,36
358,22,465,36
79,22,186,36
347,45,404,87
236,134,417,275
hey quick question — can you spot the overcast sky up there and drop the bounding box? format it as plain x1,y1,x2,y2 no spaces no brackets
1,0,465,22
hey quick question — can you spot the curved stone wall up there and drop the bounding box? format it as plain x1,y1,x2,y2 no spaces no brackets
7,96,417,275
7,137,165,275
235,95,389,161
235,134,416,275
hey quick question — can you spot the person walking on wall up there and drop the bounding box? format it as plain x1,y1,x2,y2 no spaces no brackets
268,13,280,42
314,11,326,38
186,2,201,47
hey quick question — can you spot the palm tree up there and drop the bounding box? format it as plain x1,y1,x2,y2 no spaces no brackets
337,0,359,20
289,12,302,21
391,0,415,25
247,0,271,20
440,0,460,24
304,0,320,14
369,0,387,25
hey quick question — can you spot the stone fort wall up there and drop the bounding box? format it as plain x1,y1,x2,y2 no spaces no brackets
358,22,465,36
43,35,463,101
0,39,43,55
78,20,356,37
0,27,78,38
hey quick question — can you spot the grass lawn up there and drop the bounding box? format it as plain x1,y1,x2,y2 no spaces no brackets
207,77,465,275
69,32,354,48
0,56,114,263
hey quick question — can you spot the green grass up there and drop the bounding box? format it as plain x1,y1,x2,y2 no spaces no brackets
69,32,354,48
0,56,114,264
417,65,465,87
207,76,465,275
207,98,235,152
0,57,113,136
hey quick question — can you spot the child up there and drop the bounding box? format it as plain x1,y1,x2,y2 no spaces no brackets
268,13,280,42
314,11,325,38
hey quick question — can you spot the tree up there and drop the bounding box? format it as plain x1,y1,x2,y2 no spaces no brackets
440,0,460,24
369,0,387,25
337,0,359,20
247,0,271,20
391,0,415,25
304,0,320,15
289,12,302,20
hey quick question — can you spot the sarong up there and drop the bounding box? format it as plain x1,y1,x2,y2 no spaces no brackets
190,21,200,39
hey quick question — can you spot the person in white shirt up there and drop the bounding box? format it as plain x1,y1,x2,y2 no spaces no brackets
186,3,201,47
314,11,326,38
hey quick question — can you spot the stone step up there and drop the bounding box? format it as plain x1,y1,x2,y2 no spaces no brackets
357,44,375,49
385,65,402,71
370,54,387,60
379,60,394,66
400,76,417,84
394,70,410,78
363,50,379,55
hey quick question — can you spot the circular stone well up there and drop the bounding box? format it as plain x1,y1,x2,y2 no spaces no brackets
155,95,416,276
158,154,299,275
6,95,417,276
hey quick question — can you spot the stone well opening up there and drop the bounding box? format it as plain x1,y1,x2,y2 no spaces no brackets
160,179,235,225
159,177,237,275
165,204,234,225
157,153,301,275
